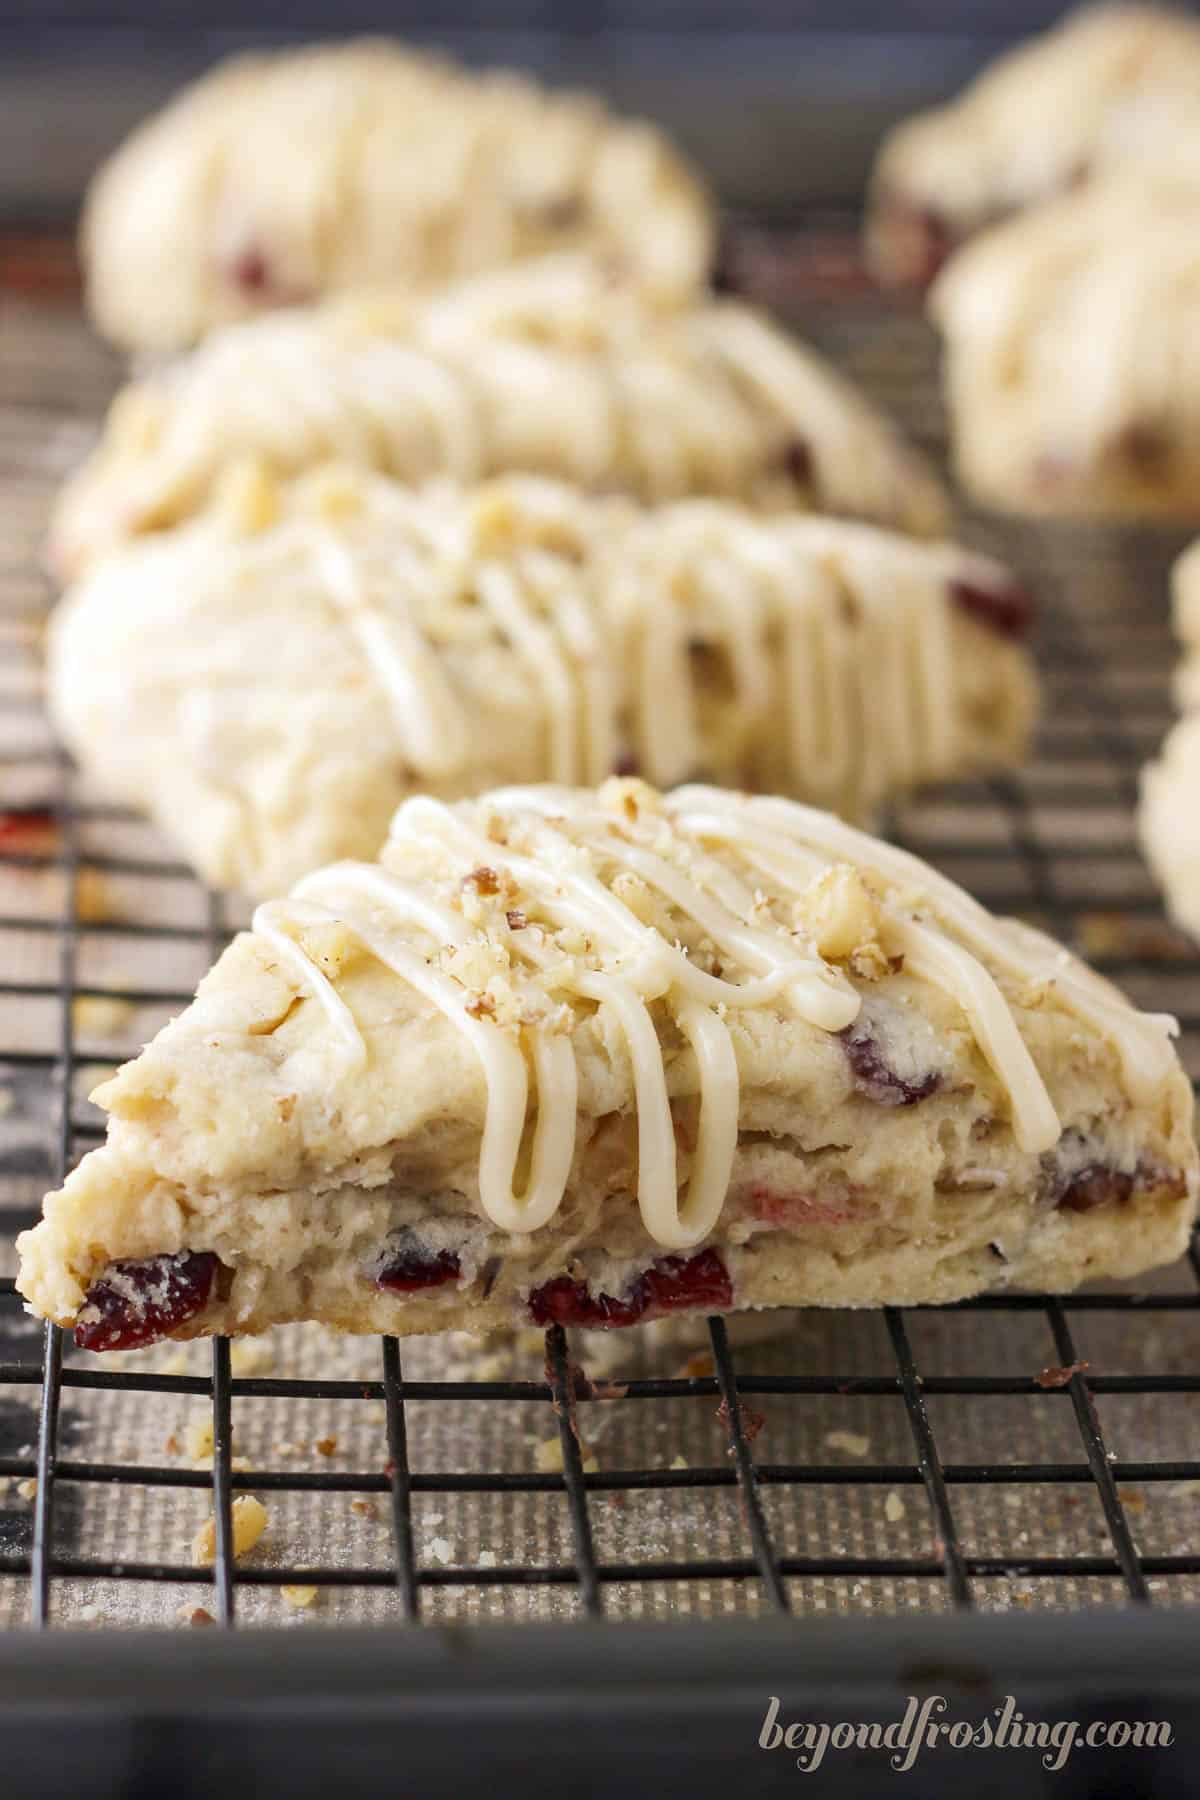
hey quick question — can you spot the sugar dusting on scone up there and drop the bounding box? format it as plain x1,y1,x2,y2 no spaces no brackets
47,472,1036,896
18,781,1197,1347
50,254,948,579
82,40,715,351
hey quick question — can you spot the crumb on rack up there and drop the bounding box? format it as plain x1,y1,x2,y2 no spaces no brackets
534,1434,599,1474
229,1336,277,1377
192,1495,268,1566
824,1430,871,1458
428,1537,454,1566
71,994,135,1038
313,1435,337,1458
349,1497,378,1520
177,1604,216,1627
477,1550,498,1569
884,1490,906,1523
16,1477,37,1501
281,1585,318,1610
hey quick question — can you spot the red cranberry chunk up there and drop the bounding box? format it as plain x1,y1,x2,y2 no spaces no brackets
74,1250,218,1353
949,577,1035,643
876,197,956,288
229,246,273,295
782,437,815,489
376,1229,461,1293
1056,1165,1135,1214
839,1024,941,1108
528,1248,732,1330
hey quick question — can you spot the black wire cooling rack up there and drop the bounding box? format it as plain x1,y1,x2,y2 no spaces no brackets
1,221,1200,1665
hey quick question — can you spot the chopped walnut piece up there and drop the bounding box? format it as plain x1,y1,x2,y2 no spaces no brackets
213,457,279,535
796,864,882,963
192,1495,268,1566
505,909,528,931
464,865,501,896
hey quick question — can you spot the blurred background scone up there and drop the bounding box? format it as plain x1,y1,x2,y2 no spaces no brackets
81,38,716,351
52,256,949,576
49,470,1037,896
866,2,1200,287
929,170,1200,517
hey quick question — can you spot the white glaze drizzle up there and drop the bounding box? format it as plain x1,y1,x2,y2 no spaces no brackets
254,481,1007,811
249,784,1178,1250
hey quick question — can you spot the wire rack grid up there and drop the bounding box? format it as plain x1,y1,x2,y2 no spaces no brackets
1,221,1200,1635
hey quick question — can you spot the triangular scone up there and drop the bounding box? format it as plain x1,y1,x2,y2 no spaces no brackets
49,472,1036,897
866,4,1200,286
82,41,714,354
50,255,947,576
930,171,1200,518
18,781,1197,1349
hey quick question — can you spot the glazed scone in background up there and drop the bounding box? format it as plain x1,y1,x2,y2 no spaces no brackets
17,781,1197,1346
48,470,1037,896
866,3,1200,286
51,257,948,577
929,172,1200,518
82,40,715,351
1141,540,1200,937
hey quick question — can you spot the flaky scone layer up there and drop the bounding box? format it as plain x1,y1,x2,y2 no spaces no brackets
49,471,1036,897
866,3,1200,286
51,255,947,577
83,41,714,352
930,172,1200,518
18,781,1197,1345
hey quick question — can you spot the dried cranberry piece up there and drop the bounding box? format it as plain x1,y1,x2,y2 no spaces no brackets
528,1248,732,1329
839,1025,941,1108
1056,1165,1135,1214
74,1250,219,1352
376,1229,461,1293
782,437,815,489
949,577,1035,643
228,246,274,296
875,197,955,288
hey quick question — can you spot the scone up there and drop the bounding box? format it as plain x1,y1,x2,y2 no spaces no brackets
866,3,1200,286
1141,713,1200,939
17,779,1196,1347
82,40,714,352
929,172,1200,517
48,469,1037,897
1140,541,1200,934
51,256,948,577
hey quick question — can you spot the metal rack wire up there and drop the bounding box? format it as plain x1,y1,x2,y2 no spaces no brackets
1,220,1199,1633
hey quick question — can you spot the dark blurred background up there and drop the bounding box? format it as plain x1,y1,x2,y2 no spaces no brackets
0,0,1197,219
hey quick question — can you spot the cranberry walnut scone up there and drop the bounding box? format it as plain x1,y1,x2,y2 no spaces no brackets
81,40,714,353
48,471,1036,897
50,256,948,578
929,172,1200,518
17,781,1197,1348
1140,541,1200,936
866,3,1200,287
